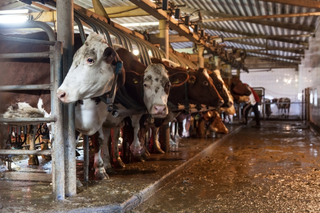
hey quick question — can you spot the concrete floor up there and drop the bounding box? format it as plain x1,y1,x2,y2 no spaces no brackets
133,120,320,212
1,120,320,212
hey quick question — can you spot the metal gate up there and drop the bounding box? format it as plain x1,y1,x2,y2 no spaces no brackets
0,21,65,200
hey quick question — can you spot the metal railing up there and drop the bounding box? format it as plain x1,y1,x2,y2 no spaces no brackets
0,21,64,200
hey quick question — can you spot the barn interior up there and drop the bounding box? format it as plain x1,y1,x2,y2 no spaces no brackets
1,0,320,212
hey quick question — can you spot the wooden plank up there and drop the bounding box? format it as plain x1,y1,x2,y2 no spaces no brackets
89,6,149,18
181,7,314,32
257,0,320,9
203,11,320,23
204,25,310,46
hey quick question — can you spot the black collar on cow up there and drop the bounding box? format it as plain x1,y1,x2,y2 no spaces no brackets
98,57,123,112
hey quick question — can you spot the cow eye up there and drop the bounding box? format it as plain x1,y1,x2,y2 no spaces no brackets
87,58,94,64
166,82,171,89
143,84,148,88
203,81,209,86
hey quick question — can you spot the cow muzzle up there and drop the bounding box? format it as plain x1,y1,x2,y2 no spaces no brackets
150,104,167,117
57,90,68,103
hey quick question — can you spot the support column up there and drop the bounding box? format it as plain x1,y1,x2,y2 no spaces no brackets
159,19,169,59
214,56,220,70
197,44,205,68
57,0,76,198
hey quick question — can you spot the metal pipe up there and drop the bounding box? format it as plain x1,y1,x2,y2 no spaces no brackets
111,109,147,117
0,21,56,41
57,0,76,198
0,84,51,91
0,149,51,155
0,117,56,124
0,52,51,59
51,41,65,201
83,135,89,182
0,35,56,45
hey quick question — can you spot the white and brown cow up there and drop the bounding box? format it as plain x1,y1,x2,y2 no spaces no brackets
59,42,189,179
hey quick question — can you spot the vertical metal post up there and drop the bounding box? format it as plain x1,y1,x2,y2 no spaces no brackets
159,19,169,59
197,44,205,68
83,135,89,182
52,41,65,200
57,0,76,197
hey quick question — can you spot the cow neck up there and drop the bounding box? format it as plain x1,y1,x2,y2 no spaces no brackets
98,47,124,112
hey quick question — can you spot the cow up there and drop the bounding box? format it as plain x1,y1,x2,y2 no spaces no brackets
197,110,229,137
57,34,190,179
272,97,291,118
98,48,189,172
142,59,225,155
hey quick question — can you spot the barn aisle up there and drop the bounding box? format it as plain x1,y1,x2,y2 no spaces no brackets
133,120,320,212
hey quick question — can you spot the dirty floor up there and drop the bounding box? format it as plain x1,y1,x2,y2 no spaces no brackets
0,122,240,212
133,120,320,212
1,120,320,212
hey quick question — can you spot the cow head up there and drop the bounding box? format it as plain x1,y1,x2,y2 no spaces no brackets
230,77,251,97
57,32,122,103
126,63,189,118
209,69,235,114
209,111,228,134
187,68,224,107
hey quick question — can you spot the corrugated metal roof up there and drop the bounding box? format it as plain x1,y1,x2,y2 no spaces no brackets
1,0,319,68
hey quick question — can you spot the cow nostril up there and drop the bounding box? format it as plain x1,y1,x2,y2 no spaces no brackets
60,92,66,98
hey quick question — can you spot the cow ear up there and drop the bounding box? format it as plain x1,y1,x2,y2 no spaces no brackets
188,76,196,84
126,71,142,84
103,47,116,64
169,72,189,87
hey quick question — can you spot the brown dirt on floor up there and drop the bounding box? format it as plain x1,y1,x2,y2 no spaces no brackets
133,121,320,213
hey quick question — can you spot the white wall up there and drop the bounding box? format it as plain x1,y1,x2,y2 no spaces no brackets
299,19,320,126
240,68,300,116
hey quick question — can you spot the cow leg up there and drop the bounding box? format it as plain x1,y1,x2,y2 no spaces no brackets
130,115,145,156
101,127,116,175
113,127,125,168
28,125,39,165
151,126,165,154
92,130,109,180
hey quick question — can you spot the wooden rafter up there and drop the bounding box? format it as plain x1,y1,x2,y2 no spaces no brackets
243,48,305,55
203,11,320,23
257,0,320,9
180,7,314,32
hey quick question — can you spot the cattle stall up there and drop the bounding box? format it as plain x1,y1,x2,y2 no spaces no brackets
2,0,320,212
0,1,240,205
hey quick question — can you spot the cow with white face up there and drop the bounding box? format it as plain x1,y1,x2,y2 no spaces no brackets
57,33,121,103
58,41,188,179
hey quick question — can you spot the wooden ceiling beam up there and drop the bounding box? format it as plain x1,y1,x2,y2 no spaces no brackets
225,40,306,50
181,7,314,32
128,0,218,52
257,0,320,9
88,6,149,18
203,25,309,46
247,52,301,62
203,11,320,23
244,48,305,54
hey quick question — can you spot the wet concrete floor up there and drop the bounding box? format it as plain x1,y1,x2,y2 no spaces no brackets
133,120,320,212
0,123,240,212
1,120,320,212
